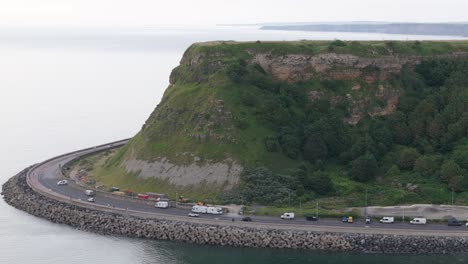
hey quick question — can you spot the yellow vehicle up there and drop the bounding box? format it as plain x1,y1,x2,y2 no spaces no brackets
348,216,353,223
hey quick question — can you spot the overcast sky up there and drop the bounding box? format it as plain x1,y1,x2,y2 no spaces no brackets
0,0,467,27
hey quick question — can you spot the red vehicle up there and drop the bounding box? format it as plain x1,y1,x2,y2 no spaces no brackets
137,194,149,200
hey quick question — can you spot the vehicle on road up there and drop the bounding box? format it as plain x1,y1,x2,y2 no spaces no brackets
57,180,68,186
192,205,208,214
448,218,462,226
305,214,319,221
86,179,96,185
207,207,223,215
137,194,149,200
280,212,295,220
87,197,95,202
241,217,252,222
110,187,120,192
410,218,427,225
379,216,395,223
365,216,371,224
341,216,348,223
347,216,353,223
188,213,199,217
85,190,95,196
155,201,169,209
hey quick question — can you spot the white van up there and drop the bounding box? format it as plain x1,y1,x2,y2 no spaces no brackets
155,201,169,209
410,217,427,225
280,212,295,220
85,190,95,196
379,216,394,223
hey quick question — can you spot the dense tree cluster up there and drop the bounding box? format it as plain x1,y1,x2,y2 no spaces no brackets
224,57,468,205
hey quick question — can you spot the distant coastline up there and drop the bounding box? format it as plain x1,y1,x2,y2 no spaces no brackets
261,23,468,37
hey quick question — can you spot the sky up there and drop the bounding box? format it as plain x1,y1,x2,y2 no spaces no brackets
0,0,467,27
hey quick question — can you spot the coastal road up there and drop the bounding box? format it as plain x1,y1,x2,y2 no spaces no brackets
27,140,468,236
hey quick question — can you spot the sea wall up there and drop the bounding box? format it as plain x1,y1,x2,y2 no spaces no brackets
2,169,468,254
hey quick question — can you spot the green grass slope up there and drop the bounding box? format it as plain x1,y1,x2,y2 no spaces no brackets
94,40,468,207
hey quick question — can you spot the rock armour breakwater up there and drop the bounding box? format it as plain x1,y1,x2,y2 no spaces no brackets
3,169,468,254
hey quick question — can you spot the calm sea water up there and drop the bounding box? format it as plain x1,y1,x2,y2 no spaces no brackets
1,26,467,264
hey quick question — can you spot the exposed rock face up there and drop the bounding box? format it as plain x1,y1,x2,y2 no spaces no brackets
249,52,467,83
123,157,241,188
4,169,468,254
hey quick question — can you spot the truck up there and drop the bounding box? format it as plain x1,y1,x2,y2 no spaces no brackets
410,217,427,225
85,190,95,196
207,207,223,215
155,201,169,209
379,216,394,223
280,212,295,220
192,205,208,214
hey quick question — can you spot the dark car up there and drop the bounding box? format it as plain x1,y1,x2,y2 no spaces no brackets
241,217,252,222
305,215,319,221
342,216,348,223
448,218,462,226
365,216,372,224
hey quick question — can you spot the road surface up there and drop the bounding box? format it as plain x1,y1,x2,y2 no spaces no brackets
26,140,468,236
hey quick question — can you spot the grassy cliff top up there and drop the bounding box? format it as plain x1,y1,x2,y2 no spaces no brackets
185,40,468,58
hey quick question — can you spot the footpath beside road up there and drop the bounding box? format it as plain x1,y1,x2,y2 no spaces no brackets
3,140,468,253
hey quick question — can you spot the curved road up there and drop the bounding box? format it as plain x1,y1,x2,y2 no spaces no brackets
27,140,468,237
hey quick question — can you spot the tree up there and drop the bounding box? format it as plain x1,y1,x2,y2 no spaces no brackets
414,155,440,178
440,160,465,183
310,170,334,195
398,148,420,170
303,135,328,163
350,134,377,159
240,167,292,204
386,165,401,177
279,134,301,159
350,153,378,182
389,112,412,145
441,160,466,192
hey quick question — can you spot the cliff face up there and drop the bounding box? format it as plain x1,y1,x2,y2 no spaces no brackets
97,41,468,196
250,52,468,83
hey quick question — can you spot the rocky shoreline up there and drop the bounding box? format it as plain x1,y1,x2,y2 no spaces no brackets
3,169,468,254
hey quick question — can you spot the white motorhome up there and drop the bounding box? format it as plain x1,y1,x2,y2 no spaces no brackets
207,207,223,215
85,190,95,196
410,217,427,225
192,205,208,214
280,212,295,220
155,201,169,209
379,216,394,223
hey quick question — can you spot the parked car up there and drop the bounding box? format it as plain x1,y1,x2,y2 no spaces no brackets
347,216,353,223
365,216,372,224
87,197,95,202
379,216,395,224
341,216,348,223
448,218,462,226
188,213,199,217
57,180,68,186
241,217,252,222
305,215,319,221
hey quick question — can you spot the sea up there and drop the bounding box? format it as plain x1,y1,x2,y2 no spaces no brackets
1,25,467,263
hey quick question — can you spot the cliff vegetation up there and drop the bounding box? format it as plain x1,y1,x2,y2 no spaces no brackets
91,40,468,207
